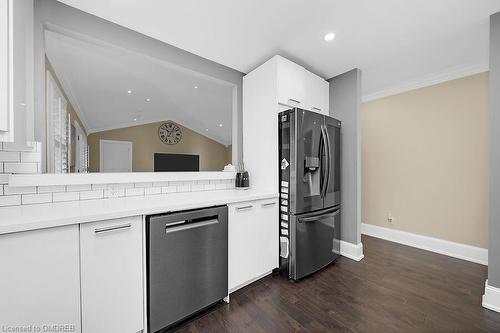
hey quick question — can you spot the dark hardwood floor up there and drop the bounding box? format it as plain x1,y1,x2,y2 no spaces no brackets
172,235,500,333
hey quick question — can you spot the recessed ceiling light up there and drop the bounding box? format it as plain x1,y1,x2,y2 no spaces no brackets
205,128,209,131
324,32,336,41
219,124,223,127
133,118,137,121
194,86,198,89
145,98,151,102
127,90,132,94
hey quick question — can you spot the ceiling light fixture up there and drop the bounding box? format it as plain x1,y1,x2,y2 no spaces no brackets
324,32,336,41
127,90,132,94
194,86,198,89
133,117,137,121
145,98,151,102
205,128,209,131
219,124,223,127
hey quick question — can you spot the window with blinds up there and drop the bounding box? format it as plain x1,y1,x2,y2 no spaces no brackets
46,70,71,173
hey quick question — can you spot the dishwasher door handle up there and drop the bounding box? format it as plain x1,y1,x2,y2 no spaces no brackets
165,219,219,234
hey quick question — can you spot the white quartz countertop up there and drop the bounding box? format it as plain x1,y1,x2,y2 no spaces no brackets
0,189,278,235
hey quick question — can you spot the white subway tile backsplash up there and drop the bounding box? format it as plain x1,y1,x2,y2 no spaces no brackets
0,174,9,184
215,183,228,190
22,193,52,205
108,183,135,189
161,186,177,194
104,188,125,198
0,152,20,162
53,191,79,202
125,187,145,197
177,185,191,192
0,195,21,207
66,184,92,192
37,185,65,193
0,143,235,209
2,142,37,152
191,184,204,191
144,187,162,195
134,182,153,188
20,152,41,163
4,162,38,174
204,184,216,191
4,185,37,195
80,190,104,200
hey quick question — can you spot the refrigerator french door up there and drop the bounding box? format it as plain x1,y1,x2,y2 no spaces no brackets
279,108,341,280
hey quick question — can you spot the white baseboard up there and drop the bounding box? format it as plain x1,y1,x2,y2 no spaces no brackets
340,240,364,261
483,280,500,313
362,223,488,265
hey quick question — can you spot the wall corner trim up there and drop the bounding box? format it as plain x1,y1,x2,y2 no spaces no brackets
483,280,500,313
362,223,488,265
340,241,364,261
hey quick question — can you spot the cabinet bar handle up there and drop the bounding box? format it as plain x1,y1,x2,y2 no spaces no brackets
95,223,131,234
288,98,301,104
312,107,322,111
236,205,253,211
261,202,277,207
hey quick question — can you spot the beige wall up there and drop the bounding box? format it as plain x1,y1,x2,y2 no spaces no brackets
87,121,232,172
362,72,489,248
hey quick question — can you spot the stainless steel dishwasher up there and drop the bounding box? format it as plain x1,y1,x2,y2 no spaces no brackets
146,205,228,332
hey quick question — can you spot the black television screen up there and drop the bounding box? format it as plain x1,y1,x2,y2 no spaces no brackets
154,153,199,172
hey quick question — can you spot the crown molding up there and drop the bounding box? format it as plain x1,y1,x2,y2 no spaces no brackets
362,61,489,103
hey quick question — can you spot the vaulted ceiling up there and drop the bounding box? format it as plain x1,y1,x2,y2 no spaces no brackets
45,30,233,145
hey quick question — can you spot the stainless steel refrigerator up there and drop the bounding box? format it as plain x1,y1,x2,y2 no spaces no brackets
278,108,341,280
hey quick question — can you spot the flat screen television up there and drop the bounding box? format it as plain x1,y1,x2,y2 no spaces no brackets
154,153,200,172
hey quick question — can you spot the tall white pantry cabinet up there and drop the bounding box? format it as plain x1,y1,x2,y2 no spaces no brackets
243,55,330,192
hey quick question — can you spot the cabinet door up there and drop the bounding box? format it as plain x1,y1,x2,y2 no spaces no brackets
276,56,305,108
80,216,143,333
0,0,9,135
0,225,82,332
228,201,260,291
257,198,279,273
305,71,329,115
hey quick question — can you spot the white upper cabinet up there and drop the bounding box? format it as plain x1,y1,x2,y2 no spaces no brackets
276,56,306,108
275,55,329,114
304,70,330,115
0,0,11,139
0,0,33,143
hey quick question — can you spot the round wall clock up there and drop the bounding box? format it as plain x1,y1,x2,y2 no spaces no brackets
158,121,182,145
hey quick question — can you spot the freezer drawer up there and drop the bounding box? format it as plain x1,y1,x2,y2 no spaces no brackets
146,206,228,332
289,206,341,280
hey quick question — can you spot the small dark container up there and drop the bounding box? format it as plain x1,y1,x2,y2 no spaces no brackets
235,171,250,190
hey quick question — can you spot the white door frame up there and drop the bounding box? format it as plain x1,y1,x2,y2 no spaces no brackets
99,139,133,172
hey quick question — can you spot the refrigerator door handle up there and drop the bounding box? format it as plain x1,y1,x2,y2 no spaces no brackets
298,207,340,223
320,125,331,198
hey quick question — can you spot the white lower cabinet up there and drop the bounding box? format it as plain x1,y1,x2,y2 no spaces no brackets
228,198,279,292
0,225,82,332
79,216,144,333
